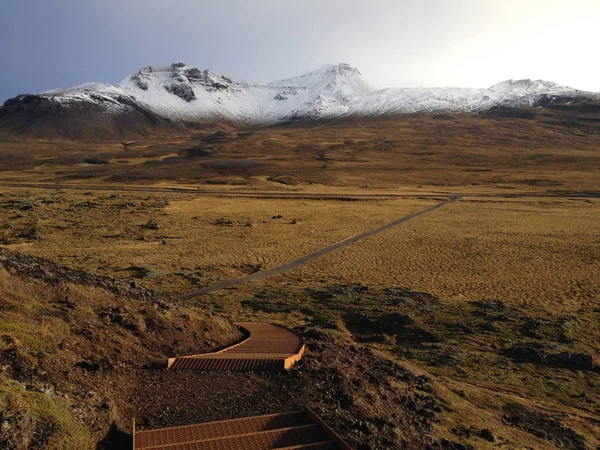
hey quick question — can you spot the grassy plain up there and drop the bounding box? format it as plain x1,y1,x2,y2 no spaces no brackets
287,196,600,312
1,113,599,191
0,189,436,293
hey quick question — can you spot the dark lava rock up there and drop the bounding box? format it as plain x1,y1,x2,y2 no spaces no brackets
506,345,597,371
215,218,233,226
144,219,159,230
548,352,596,370
470,299,505,310
0,410,35,450
502,403,586,449
75,356,115,373
478,428,495,442
522,317,544,338
15,227,41,241
504,345,546,363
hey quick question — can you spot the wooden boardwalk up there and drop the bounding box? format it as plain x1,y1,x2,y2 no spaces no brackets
133,409,352,450
137,324,353,448
167,322,306,372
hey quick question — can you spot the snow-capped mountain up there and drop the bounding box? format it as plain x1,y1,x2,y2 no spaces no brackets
2,62,598,129
118,63,598,121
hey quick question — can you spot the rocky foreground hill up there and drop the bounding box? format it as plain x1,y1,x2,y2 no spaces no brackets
0,248,450,449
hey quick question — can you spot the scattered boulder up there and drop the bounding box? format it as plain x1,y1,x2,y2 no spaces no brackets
214,217,233,226
14,227,41,240
144,219,159,230
548,352,596,370
74,357,114,373
504,345,597,370
125,265,160,279
504,345,546,363
478,428,495,442
116,201,136,209
153,199,170,209
237,264,262,275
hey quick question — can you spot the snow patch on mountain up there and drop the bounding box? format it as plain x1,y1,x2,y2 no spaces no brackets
38,83,147,115
269,63,371,95
17,63,599,123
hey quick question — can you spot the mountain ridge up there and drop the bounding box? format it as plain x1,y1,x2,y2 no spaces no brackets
1,62,599,138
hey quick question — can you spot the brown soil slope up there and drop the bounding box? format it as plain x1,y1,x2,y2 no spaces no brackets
0,249,241,449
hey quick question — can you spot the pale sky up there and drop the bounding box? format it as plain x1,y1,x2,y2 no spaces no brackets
1,0,599,102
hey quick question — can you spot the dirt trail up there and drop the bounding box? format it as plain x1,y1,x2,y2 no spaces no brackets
0,183,424,200
177,196,462,299
1,182,598,199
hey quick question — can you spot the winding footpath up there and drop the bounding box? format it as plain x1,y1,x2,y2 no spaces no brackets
178,195,462,299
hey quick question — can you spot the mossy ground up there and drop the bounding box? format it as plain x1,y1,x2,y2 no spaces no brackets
0,378,95,450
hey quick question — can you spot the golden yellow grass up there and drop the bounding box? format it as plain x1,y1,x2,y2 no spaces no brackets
286,197,600,312
1,189,435,292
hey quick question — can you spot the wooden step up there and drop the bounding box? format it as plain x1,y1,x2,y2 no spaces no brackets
134,411,310,448
136,424,327,450
133,408,353,450
167,323,305,372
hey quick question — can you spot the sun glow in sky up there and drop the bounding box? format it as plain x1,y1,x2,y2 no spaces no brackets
1,0,598,102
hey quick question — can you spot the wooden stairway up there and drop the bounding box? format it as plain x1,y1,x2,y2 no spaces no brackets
167,322,306,372
133,408,353,450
